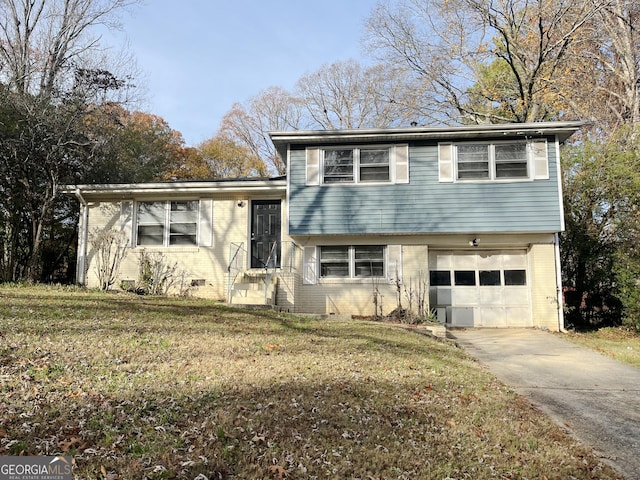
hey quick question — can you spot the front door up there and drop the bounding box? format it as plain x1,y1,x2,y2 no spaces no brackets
251,200,281,268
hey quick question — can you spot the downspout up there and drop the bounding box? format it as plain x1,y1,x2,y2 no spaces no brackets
74,188,88,285
554,233,566,332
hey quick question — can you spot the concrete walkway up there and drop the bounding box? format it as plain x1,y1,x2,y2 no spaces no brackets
450,328,640,480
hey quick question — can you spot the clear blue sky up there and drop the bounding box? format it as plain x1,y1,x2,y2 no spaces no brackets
107,1,380,146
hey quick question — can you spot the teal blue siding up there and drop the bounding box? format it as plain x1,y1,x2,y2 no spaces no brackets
288,141,562,235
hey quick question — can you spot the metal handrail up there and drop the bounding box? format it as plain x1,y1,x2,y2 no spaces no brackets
280,241,299,272
227,242,246,303
263,241,278,304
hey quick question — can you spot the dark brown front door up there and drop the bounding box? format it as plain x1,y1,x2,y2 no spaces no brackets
251,200,281,268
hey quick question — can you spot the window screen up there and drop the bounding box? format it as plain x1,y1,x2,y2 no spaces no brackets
354,245,384,277
495,143,528,178
169,201,198,246
137,201,165,246
359,149,390,182
324,149,354,183
320,246,350,277
457,145,489,179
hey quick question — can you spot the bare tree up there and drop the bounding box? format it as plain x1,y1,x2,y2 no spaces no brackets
364,0,608,124
555,1,640,130
0,0,139,97
218,60,428,174
295,59,424,129
219,86,303,175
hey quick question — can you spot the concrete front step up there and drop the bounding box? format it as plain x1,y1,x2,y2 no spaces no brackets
229,271,278,306
230,285,276,305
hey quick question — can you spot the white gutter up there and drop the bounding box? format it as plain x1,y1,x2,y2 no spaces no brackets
554,233,566,332
61,179,287,197
269,121,585,144
74,188,89,285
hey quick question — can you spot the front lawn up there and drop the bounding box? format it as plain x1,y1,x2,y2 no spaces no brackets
0,285,619,479
565,327,640,369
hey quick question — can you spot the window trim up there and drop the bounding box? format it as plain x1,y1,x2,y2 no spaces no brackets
319,245,386,279
135,200,200,248
321,146,392,185
453,140,532,182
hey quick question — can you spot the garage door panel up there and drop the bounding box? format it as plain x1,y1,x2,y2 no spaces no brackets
451,287,478,305
479,288,503,305
429,287,451,305
503,253,527,268
429,253,452,269
505,307,530,326
505,286,529,304
453,254,476,269
479,307,507,327
477,252,501,269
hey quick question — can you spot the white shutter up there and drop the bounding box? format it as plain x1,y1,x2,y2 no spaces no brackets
438,144,454,182
303,246,318,285
531,139,549,180
387,245,403,284
199,199,213,247
306,147,320,185
394,144,409,184
120,201,134,247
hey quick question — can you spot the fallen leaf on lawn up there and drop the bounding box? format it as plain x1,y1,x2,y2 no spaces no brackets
59,437,83,451
267,464,289,479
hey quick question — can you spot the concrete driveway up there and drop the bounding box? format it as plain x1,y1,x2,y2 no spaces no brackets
450,328,640,480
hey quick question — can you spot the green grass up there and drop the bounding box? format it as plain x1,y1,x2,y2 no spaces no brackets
0,285,620,479
564,327,640,369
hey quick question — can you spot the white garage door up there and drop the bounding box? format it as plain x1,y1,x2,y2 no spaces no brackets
428,250,531,328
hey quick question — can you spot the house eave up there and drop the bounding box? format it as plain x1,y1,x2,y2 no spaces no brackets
269,121,584,143
269,121,585,160
61,179,287,199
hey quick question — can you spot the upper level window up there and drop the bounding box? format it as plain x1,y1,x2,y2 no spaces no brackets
137,200,198,247
324,149,354,183
322,147,390,184
457,145,490,179
456,142,529,181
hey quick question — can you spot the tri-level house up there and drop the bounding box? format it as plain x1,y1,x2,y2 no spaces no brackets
67,121,582,331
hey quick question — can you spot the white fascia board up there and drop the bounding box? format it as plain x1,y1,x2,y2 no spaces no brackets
61,180,287,197
269,121,585,146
